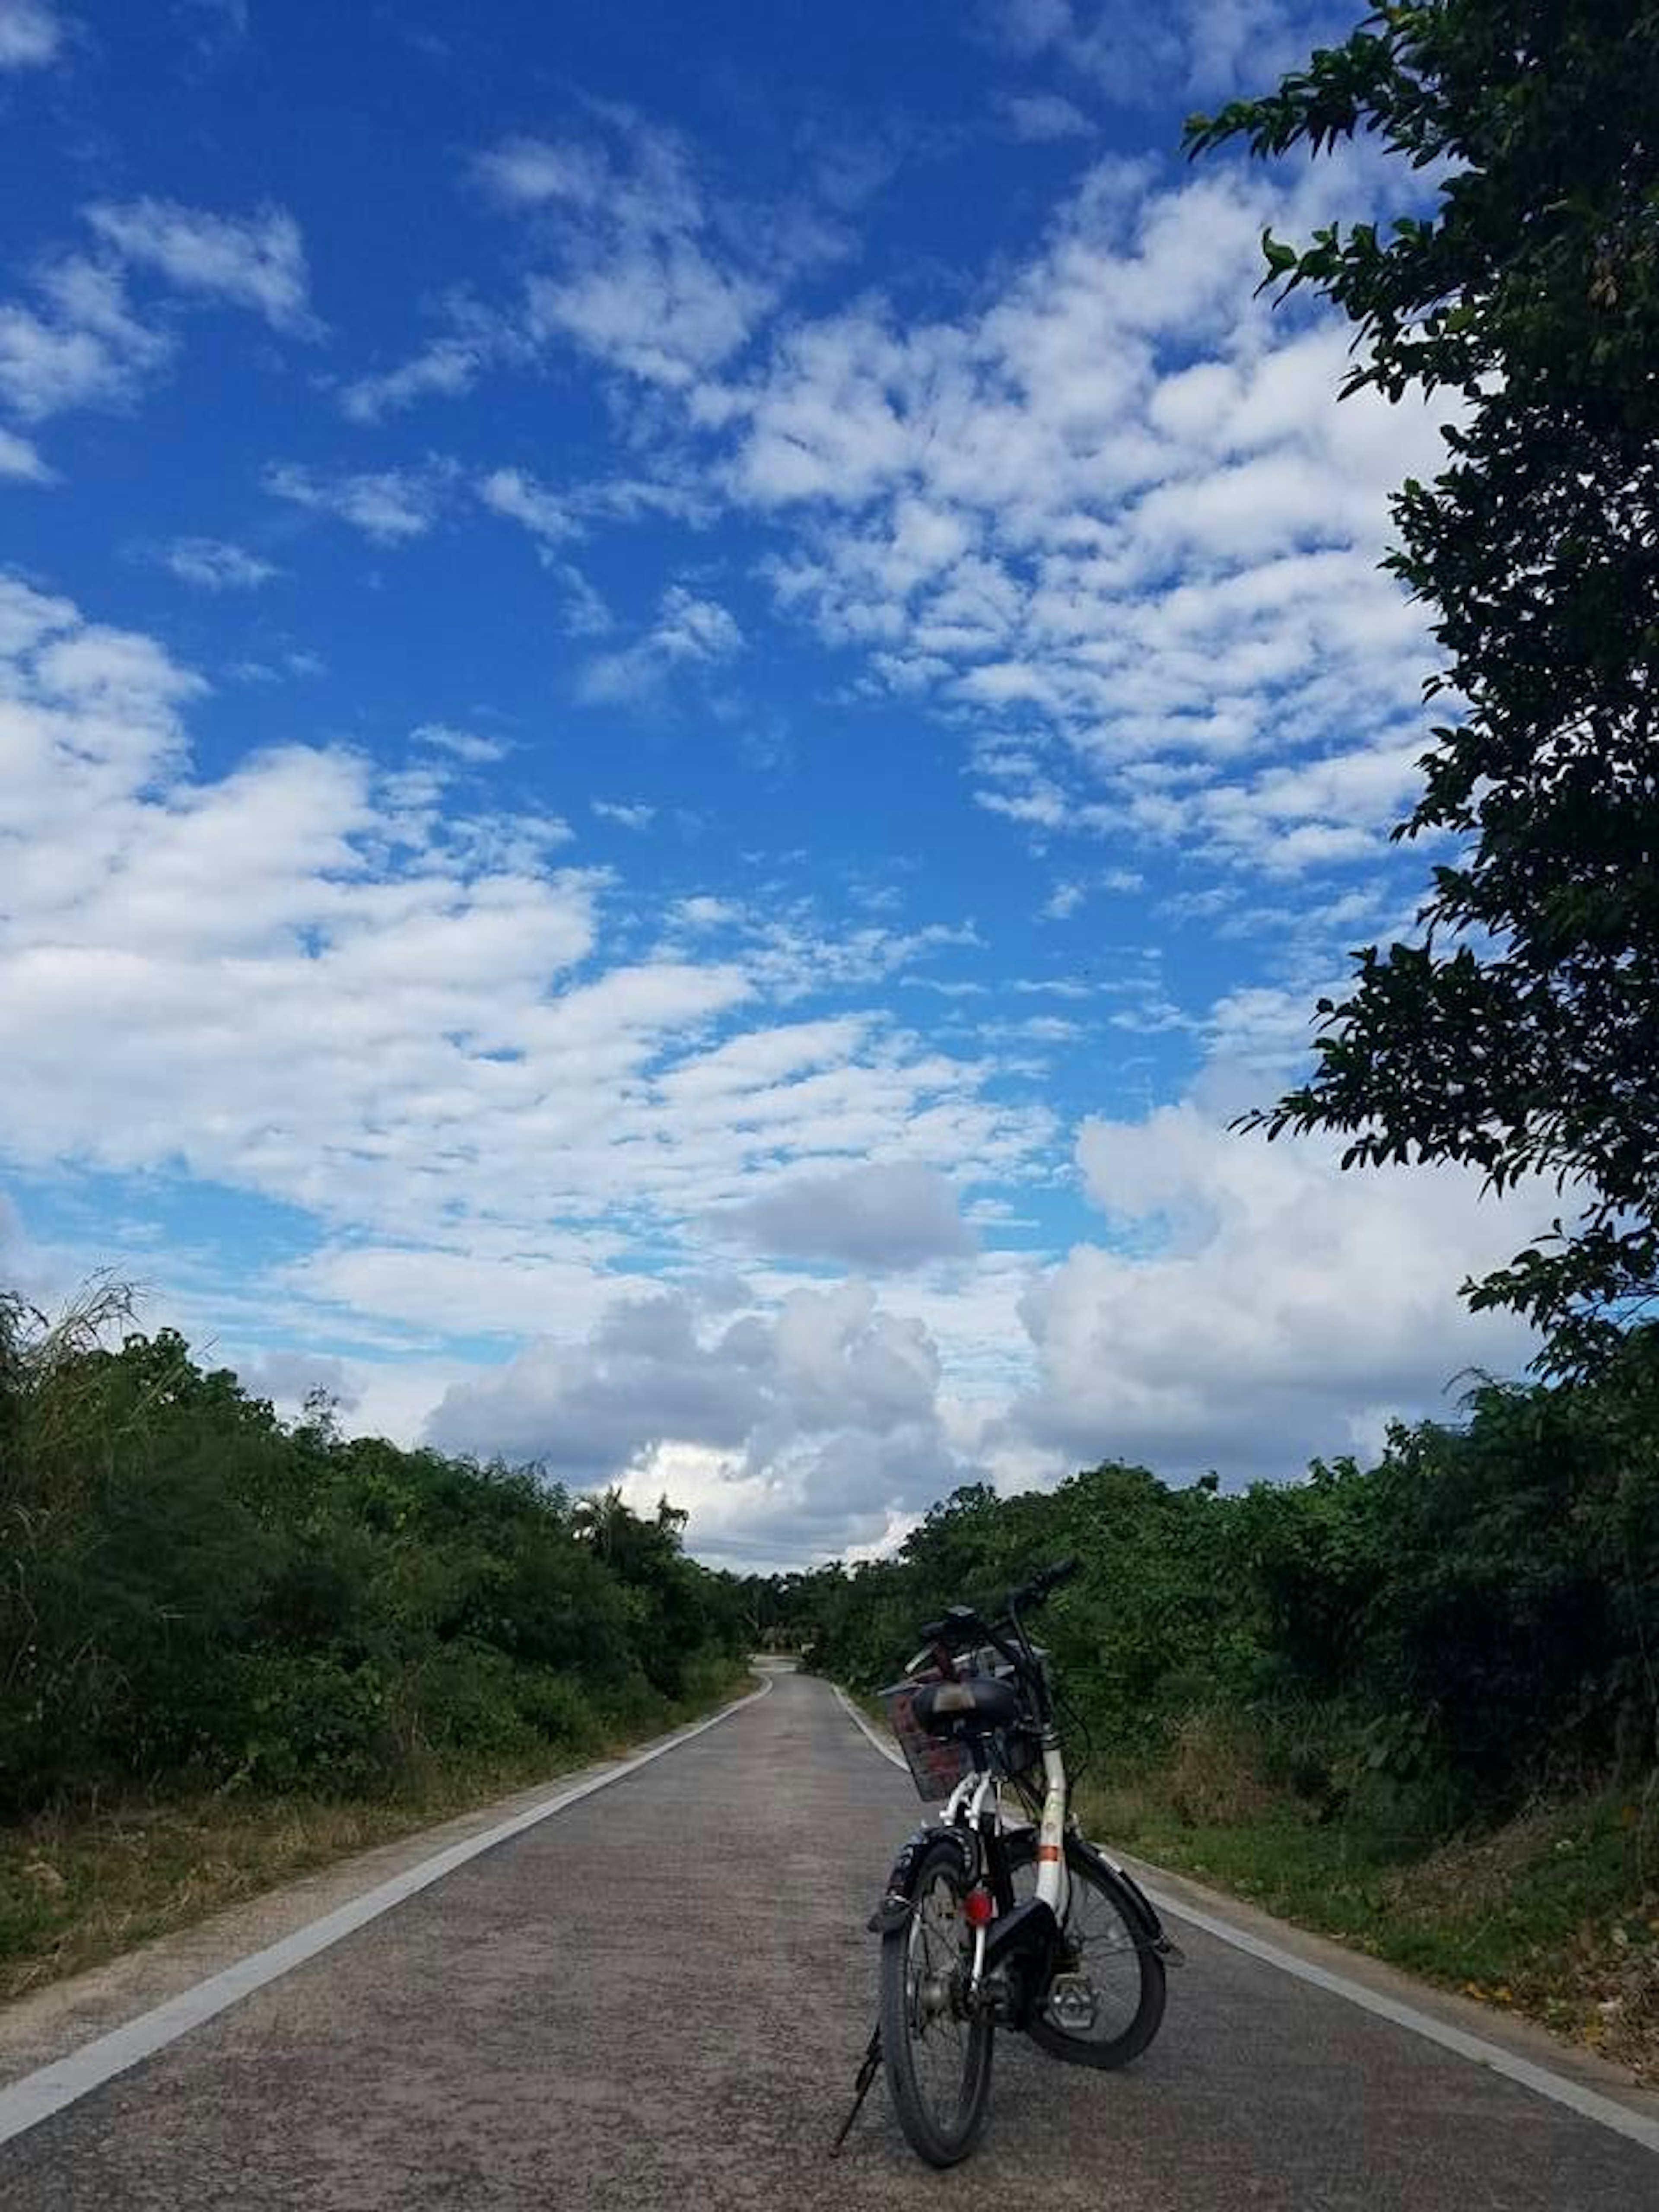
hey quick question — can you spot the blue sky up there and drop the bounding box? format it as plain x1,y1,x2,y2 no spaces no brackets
0,0,1545,1566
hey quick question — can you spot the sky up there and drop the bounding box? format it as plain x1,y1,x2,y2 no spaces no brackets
0,0,1548,1569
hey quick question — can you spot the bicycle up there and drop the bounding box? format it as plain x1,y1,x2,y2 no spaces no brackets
834,1557,1180,2167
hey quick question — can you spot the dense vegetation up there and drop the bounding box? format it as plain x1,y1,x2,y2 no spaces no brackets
782,1331,1659,1843
1188,0,1659,1369
0,1286,747,1820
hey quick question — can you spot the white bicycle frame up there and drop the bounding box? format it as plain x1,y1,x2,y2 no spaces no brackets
941,1731,1071,1994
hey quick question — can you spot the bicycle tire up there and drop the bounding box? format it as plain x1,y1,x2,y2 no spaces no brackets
879,1835,995,2165
1004,1827,1167,2069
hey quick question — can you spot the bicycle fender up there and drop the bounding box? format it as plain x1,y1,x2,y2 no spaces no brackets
1072,1837,1184,1961
867,1824,976,1934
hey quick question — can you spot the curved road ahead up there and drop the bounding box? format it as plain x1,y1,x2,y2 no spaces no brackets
2,1669,1656,2210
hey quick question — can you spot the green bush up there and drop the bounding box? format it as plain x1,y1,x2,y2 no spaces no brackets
772,1329,1659,1845
0,1292,748,1818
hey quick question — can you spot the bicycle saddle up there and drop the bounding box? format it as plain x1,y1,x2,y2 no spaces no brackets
911,1674,1020,1734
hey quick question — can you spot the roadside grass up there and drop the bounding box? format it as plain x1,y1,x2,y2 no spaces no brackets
1081,1772,1659,2085
0,1665,754,2006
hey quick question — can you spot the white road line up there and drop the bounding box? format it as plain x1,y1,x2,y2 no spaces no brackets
833,1684,909,1772
830,1678,1659,2159
0,1676,774,2151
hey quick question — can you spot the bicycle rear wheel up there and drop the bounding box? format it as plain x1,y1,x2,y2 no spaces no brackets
1005,1827,1166,2068
879,1835,994,2165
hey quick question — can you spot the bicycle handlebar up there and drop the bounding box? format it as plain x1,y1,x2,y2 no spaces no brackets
916,1558,1079,1654
1011,1555,1079,1612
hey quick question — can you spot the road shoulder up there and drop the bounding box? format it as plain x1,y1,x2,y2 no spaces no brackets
0,1672,776,2099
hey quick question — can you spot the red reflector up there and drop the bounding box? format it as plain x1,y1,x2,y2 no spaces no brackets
965,1887,994,1926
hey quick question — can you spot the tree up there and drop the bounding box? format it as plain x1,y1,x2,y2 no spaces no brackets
1186,2,1659,1370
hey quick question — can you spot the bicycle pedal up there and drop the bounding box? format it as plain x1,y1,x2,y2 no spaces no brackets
1047,1972,1097,2032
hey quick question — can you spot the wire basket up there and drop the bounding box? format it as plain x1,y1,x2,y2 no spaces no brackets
880,1675,972,1802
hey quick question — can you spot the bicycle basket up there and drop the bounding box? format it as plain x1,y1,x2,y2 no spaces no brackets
880,1675,973,1802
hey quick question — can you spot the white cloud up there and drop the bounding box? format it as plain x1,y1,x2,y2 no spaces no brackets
478,115,775,389
996,1090,1546,1484
0,0,63,69
1003,92,1093,141
264,460,451,542
477,463,577,545
155,536,279,591
576,583,742,706
86,198,319,336
0,580,1042,1469
0,257,171,422
0,426,51,481
720,1159,977,1272
410,721,509,765
426,1279,971,1561
674,146,1449,913
340,331,501,422
986,0,1346,106
591,798,655,831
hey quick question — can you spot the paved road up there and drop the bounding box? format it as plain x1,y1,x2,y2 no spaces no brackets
2,1670,1655,2210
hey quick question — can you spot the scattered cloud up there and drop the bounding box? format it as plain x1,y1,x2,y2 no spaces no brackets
477,113,779,389
87,198,320,336
1003,91,1093,141
154,535,280,591
263,459,452,542
339,302,525,422
591,799,656,831
576,583,743,706
477,463,578,546
0,0,63,70
0,426,51,481
410,721,510,766
984,0,1346,107
0,257,172,422
685,147,1446,910
0,579,1039,1408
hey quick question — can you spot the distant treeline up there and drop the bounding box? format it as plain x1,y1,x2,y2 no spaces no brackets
765,1334,1659,1839
0,1287,747,1817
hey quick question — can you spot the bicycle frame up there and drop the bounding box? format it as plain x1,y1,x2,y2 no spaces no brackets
941,1734,1071,1932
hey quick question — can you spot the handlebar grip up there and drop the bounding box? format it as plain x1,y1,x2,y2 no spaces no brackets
1018,1557,1080,1608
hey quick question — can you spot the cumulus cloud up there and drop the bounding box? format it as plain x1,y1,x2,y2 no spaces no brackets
86,198,319,335
231,1348,361,1415
996,1093,1546,1485
721,1160,976,1271
426,1280,969,1560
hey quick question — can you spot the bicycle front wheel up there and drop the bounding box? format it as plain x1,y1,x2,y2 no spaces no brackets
1005,1827,1167,2068
879,1835,994,2165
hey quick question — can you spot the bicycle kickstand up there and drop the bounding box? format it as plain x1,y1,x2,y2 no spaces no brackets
829,2026,882,2156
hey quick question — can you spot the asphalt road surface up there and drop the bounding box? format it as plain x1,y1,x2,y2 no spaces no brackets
2,1668,1656,2210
